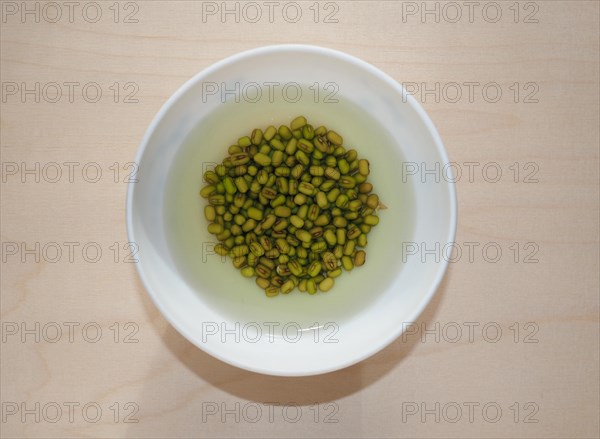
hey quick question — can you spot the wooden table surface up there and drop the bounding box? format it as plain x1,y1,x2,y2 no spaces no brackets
1,1,598,438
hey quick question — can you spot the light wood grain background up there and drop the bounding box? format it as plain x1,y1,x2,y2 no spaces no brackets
1,1,598,438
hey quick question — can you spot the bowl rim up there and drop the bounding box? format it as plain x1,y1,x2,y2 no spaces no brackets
126,44,457,376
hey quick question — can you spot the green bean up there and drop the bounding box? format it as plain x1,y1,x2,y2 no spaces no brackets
358,159,370,176
367,194,379,209
314,214,329,226
249,242,265,257
319,277,334,292
295,229,312,243
214,243,229,256
343,240,355,256
310,166,325,177
241,266,255,277
307,205,320,221
200,185,216,198
288,259,303,276
309,227,323,240
256,277,270,289
281,279,295,294
354,174,367,184
290,215,304,228
326,188,340,203
251,128,263,145
333,216,347,228
326,267,341,280
306,279,317,295
311,176,324,188
278,125,292,139
275,238,290,254
298,139,314,154
263,125,277,141
319,180,335,192
322,252,337,271
339,176,356,189
269,194,284,208
234,176,249,193
231,153,250,166
335,194,349,209
204,205,216,221
208,195,225,205
307,261,322,277
273,219,288,232
231,245,249,258
294,193,307,205
259,144,270,155
294,279,305,292
232,165,247,176
216,230,231,241
357,233,368,247
326,130,343,146
265,286,279,297
302,124,314,140
312,125,325,136
295,150,310,166
204,170,220,184
241,219,257,233
311,241,327,253
290,116,307,130
336,228,346,245
274,206,291,217
324,229,337,246
324,167,341,180
271,151,284,167
253,153,271,167
364,215,379,226
247,207,264,221
313,137,328,153
341,255,354,271
238,136,251,147
348,199,362,211
270,138,285,151
265,248,280,259
345,211,359,220
297,204,308,219
345,149,358,162
228,145,243,155
256,264,272,278
298,182,315,196
232,256,247,268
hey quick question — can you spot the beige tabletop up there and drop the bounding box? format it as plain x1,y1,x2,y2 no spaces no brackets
1,1,599,438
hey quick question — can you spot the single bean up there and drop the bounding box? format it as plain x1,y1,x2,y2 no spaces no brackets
278,125,292,140
364,215,379,226
326,130,343,146
319,277,334,292
251,128,263,145
354,250,366,266
253,153,272,167
241,266,255,277
204,205,216,221
247,207,264,221
274,206,291,217
290,116,307,130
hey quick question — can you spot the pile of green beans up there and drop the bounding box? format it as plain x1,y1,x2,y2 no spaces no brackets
200,116,382,297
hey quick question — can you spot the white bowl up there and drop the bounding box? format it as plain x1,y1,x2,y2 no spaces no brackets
127,45,456,376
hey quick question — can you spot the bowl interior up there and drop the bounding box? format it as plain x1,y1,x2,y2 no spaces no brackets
128,45,455,376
